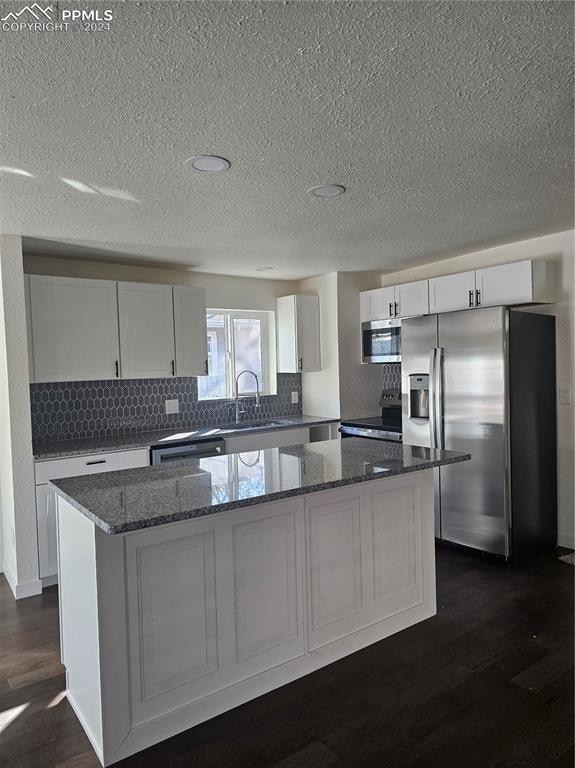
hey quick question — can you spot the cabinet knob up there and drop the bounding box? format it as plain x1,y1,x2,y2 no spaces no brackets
394,301,398,317
114,360,119,378
205,359,209,375
171,359,175,376
468,290,474,308
298,357,303,372
475,289,481,306
389,302,393,318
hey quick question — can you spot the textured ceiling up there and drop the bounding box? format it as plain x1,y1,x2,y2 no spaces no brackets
1,0,573,279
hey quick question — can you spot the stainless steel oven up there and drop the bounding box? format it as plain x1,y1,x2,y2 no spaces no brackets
362,318,401,363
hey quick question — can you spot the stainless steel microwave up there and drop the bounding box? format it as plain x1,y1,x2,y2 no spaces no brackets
362,319,401,363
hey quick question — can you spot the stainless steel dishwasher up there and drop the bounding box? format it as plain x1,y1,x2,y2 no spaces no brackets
149,437,225,465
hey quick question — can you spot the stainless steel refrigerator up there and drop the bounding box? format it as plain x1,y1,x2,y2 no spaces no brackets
401,306,556,561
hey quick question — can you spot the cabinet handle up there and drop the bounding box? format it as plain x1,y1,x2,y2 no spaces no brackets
475,289,481,306
394,301,398,317
114,360,119,377
86,459,106,466
298,357,303,372
389,302,393,318
468,290,474,308
171,359,175,376
205,359,209,375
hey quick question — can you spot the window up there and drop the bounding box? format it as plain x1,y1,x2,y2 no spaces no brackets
199,310,274,399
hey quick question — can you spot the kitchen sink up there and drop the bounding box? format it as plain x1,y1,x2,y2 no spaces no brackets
221,420,288,432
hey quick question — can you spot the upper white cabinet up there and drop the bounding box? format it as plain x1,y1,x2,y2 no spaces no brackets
360,286,395,322
476,259,556,308
29,275,120,382
360,281,429,321
118,282,176,379
429,270,477,314
277,294,321,373
394,280,429,318
173,286,208,376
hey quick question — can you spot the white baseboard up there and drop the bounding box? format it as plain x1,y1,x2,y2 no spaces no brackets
3,564,43,599
42,574,58,588
558,531,574,550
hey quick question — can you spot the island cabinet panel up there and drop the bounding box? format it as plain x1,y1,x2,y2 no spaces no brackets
57,470,437,767
136,531,218,700
306,478,425,650
307,493,364,650
123,498,305,728
366,481,424,623
231,511,301,665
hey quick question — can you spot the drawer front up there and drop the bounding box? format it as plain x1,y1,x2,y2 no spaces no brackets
35,448,150,484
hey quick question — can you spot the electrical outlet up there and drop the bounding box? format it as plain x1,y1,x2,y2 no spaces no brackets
291,391,299,404
558,388,572,405
165,398,179,414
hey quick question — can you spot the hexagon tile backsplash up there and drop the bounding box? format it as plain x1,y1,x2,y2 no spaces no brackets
30,374,303,442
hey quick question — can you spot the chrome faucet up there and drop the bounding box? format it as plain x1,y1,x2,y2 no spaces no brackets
235,370,261,422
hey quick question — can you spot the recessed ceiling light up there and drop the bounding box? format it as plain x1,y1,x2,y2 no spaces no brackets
308,184,346,198
186,155,230,173
256,266,274,272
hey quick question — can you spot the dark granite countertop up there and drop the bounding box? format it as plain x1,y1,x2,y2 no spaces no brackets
51,438,471,534
33,415,339,460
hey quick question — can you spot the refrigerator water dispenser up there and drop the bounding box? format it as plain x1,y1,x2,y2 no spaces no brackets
409,374,429,419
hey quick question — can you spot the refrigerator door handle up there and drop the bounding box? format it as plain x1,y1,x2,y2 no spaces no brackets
429,348,437,448
434,347,445,449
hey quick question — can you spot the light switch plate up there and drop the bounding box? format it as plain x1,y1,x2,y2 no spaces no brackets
291,391,299,404
165,398,179,414
558,388,572,405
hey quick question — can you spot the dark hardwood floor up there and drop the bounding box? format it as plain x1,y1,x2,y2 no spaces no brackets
0,545,573,768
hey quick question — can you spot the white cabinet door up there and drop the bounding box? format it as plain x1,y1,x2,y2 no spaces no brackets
118,282,176,378
428,271,477,313
276,295,321,373
225,427,309,454
173,286,208,376
36,484,58,579
395,280,429,318
476,259,556,307
29,275,120,382
296,294,321,372
360,287,395,322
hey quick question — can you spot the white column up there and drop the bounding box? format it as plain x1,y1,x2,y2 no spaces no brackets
0,235,40,598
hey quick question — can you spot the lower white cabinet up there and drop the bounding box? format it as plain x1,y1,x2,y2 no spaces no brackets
36,485,59,579
35,448,149,582
224,427,309,454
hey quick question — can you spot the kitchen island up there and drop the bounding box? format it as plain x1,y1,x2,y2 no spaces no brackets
52,438,470,766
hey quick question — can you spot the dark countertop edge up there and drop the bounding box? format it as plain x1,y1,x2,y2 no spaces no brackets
51,452,471,535
33,416,341,461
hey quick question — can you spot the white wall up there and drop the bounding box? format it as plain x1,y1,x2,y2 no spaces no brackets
0,236,40,597
337,272,383,419
298,273,340,418
297,271,382,419
23,254,297,311
380,229,574,549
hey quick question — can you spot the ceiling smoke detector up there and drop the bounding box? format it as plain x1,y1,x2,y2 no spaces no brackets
308,184,346,198
186,155,231,173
